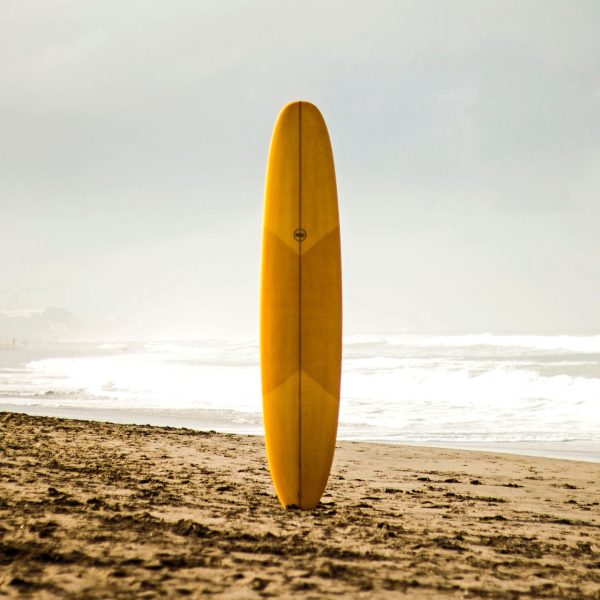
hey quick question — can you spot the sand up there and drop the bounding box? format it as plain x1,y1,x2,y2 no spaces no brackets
0,412,599,599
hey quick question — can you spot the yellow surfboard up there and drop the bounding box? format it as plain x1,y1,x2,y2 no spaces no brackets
261,101,342,510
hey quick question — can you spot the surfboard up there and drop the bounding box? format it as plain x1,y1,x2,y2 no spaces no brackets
261,101,342,510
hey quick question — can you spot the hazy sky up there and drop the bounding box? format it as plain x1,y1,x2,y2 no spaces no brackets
2,1,599,336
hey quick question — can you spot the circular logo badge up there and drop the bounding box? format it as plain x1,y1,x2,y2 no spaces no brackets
294,228,307,242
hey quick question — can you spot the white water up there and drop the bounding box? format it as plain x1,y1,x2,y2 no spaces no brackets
1,334,599,461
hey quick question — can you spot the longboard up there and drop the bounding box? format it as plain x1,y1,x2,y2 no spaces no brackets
261,101,342,510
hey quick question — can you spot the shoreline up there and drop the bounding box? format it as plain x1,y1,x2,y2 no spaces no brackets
2,334,599,468
1,411,599,598
2,403,599,464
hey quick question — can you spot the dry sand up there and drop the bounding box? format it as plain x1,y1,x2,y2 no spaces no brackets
0,412,599,599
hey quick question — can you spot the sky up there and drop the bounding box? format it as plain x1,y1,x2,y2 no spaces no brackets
1,0,599,337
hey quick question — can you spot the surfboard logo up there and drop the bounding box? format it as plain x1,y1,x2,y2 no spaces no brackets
294,229,307,242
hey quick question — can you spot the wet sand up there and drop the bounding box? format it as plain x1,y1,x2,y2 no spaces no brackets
0,412,599,598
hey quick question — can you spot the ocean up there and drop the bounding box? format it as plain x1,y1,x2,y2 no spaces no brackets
1,334,599,462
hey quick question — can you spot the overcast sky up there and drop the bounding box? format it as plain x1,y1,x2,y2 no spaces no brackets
1,0,599,336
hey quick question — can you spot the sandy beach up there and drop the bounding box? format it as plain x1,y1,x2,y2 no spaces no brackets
0,412,599,598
